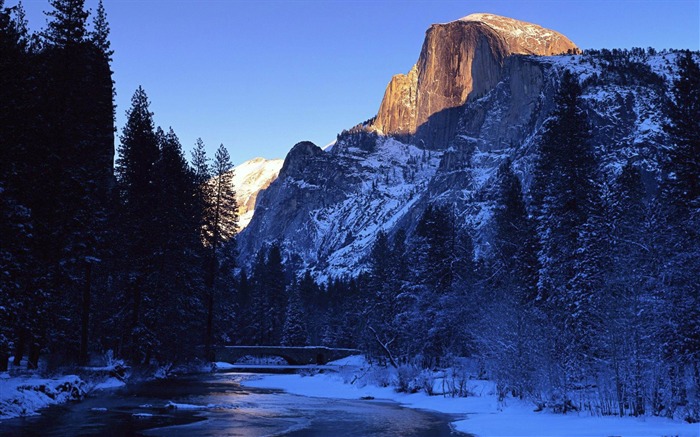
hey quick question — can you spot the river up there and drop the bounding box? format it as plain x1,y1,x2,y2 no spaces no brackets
0,371,467,436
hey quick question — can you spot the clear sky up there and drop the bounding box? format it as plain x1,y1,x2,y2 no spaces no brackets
15,0,700,165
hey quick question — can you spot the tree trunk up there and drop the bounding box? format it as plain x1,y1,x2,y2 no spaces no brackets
369,326,398,368
131,280,141,363
204,253,216,361
28,341,40,370
13,331,26,366
0,350,8,371
79,261,92,366
205,289,214,361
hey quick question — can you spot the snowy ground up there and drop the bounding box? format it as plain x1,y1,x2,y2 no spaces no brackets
0,359,126,421
242,356,699,437
0,373,88,420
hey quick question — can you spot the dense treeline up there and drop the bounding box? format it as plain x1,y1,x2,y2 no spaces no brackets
0,0,114,370
0,0,238,370
236,53,699,421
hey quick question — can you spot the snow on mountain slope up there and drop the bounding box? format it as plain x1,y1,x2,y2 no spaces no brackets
231,157,283,230
238,50,689,279
239,136,442,279
459,13,576,56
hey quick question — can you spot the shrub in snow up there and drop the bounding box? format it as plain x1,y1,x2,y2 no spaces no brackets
417,370,437,396
153,363,173,379
367,365,392,388
442,366,473,398
396,364,421,393
299,368,320,377
102,350,128,380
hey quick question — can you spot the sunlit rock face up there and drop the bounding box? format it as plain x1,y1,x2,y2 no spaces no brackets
374,65,419,136
371,13,578,148
230,157,283,230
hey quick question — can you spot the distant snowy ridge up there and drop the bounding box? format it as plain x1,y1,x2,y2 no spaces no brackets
230,157,283,230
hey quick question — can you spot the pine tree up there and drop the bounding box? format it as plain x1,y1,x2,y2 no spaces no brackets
191,138,211,186
486,160,540,398
234,269,252,343
44,0,88,47
203,144,238,250
202,144,239,356
366,230,398,360
213,240,238,344
369,230,392,290
117,87,159,208
408,203,479,365
414,204,456,293
533,70,595,300
246,244,288,345
0,0,32,175
115,87,160,362
144,127,204,360
282,285,308,346
368,229,392,325
297,270,324,344
248,247,270,345
89,0,112,60
190,138,211,252
263,243,286,344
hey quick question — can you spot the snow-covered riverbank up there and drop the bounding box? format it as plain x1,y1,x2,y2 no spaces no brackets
0,373,127,421
0,356,127,422
242,357,698,437
0,373,88,420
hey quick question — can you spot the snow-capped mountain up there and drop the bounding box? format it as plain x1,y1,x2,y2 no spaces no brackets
230,157,283,230
238,13,690,278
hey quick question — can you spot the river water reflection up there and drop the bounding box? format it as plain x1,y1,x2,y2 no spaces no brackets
0,371,466,436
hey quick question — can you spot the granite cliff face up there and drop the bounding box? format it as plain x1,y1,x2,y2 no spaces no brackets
371,13,578,148
374,65,418,136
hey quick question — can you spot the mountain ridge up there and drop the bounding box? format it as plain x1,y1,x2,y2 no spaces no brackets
237,13,691,279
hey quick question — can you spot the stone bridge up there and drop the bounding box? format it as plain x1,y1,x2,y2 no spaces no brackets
210,346,360,365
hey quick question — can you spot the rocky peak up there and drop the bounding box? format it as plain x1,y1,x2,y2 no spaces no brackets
279,141,325,178
459,13,579,56
370,13,577,148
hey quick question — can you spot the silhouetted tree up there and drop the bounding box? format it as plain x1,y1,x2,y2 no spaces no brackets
202,144,238,356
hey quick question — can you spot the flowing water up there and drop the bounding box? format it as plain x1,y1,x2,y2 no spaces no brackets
0,371,466,436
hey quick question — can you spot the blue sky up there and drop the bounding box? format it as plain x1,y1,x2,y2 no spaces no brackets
16,0,700,165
